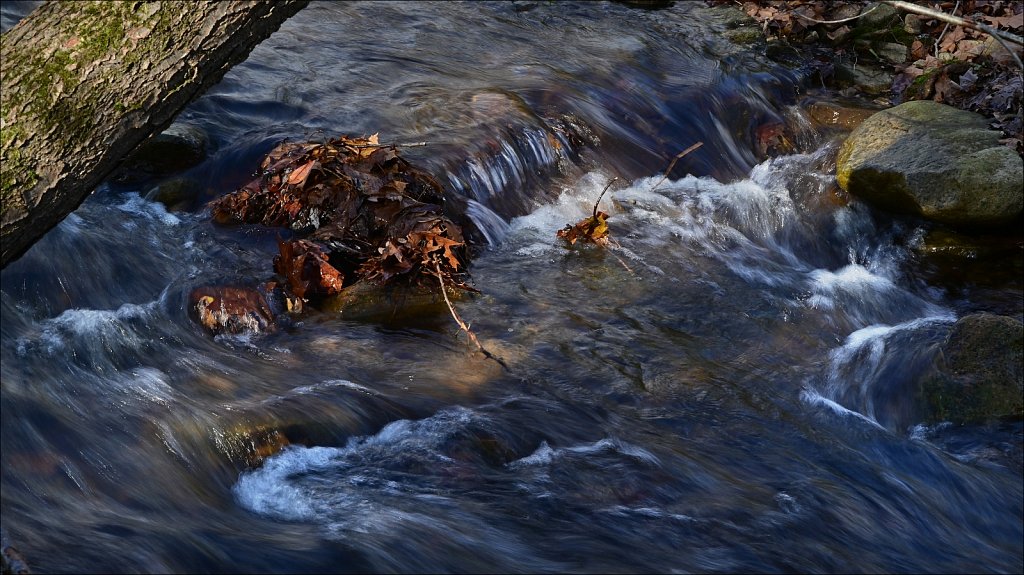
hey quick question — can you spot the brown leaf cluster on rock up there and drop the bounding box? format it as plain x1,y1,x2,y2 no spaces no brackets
194,134,473,334
274,238,344,299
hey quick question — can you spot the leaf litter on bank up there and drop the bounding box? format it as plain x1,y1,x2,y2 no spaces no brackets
717,1,1023,154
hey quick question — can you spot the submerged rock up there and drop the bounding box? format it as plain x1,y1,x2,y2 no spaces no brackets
189,286,275,336
144,176,202,211
113,123,209,185
837,100,1023,227
804,101,879,132
921,313,1024,424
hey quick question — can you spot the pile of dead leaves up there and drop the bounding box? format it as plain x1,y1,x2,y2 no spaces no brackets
209,135,472,305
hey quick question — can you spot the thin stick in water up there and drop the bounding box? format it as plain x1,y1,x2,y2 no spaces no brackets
433,258,510,371
651,141,703,191
592,176,620,217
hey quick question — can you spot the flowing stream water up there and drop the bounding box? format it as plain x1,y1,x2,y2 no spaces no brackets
2,2,1022,573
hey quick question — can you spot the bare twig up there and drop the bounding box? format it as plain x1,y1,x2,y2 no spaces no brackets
650,141,703,190
934,1,961,60
792,4,879,25
433,258,509,371
592,176,620,217
976,24,1024,71
349,141,430,149
884,1,1024,47
607,239,638,277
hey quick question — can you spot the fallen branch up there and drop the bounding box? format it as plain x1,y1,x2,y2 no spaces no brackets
932,1,962,60
433,257,509,372
885,0,1023,47
885,0,1024,70
792,4,879,25
650,141,703,191
0,0,310,269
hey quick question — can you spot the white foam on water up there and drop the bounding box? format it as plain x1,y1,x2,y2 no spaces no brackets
507,436,661,469
827,315,955,379
16,300,157,357
301,379,379,396
507,440,556,468
56,212,86,235
233,444,340,520
807,264,892,310
599,505,695,523
233,407,476,523
799,387,885,430
116,192,181,226
806,263,951,328
807,314,955,425
504,162,822,290
510,173,615,238
122,367,176,405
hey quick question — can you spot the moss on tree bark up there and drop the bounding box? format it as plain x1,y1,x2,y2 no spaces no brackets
1,0,308,269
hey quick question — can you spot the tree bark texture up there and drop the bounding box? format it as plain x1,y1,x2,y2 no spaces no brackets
0,0,309,269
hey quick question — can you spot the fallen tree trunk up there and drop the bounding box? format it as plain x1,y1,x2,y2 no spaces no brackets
0,0,309,269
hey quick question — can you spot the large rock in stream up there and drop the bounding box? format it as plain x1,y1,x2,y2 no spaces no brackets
920,313,1024,424
837,100,1023,227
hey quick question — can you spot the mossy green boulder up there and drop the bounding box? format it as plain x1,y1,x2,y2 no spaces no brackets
837,100,1023,227
921,313,1023,424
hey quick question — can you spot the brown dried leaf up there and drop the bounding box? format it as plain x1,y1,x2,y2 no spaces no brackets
557,211,610,247
274,239,344,299
939,26,966,53
287,159,318,187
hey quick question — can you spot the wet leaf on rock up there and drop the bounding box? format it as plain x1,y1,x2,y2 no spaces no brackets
287,159,318,187
557,211,611,247
274,239,345,299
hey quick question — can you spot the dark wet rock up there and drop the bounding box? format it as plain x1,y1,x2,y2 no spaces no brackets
853,2,900,35
144,176,202,211
615,0,674,9
834,62,893,95
319,280,448,320
804,101,879,131
725,25,762,46
189,285,275,336
903,14,924,35
911,228,1024,319
921,313,1024,424
914,228,1024,260
710,4,760,45
837,100,1024,227
113,123,209,185
876,41,909,65
216,425,291,469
